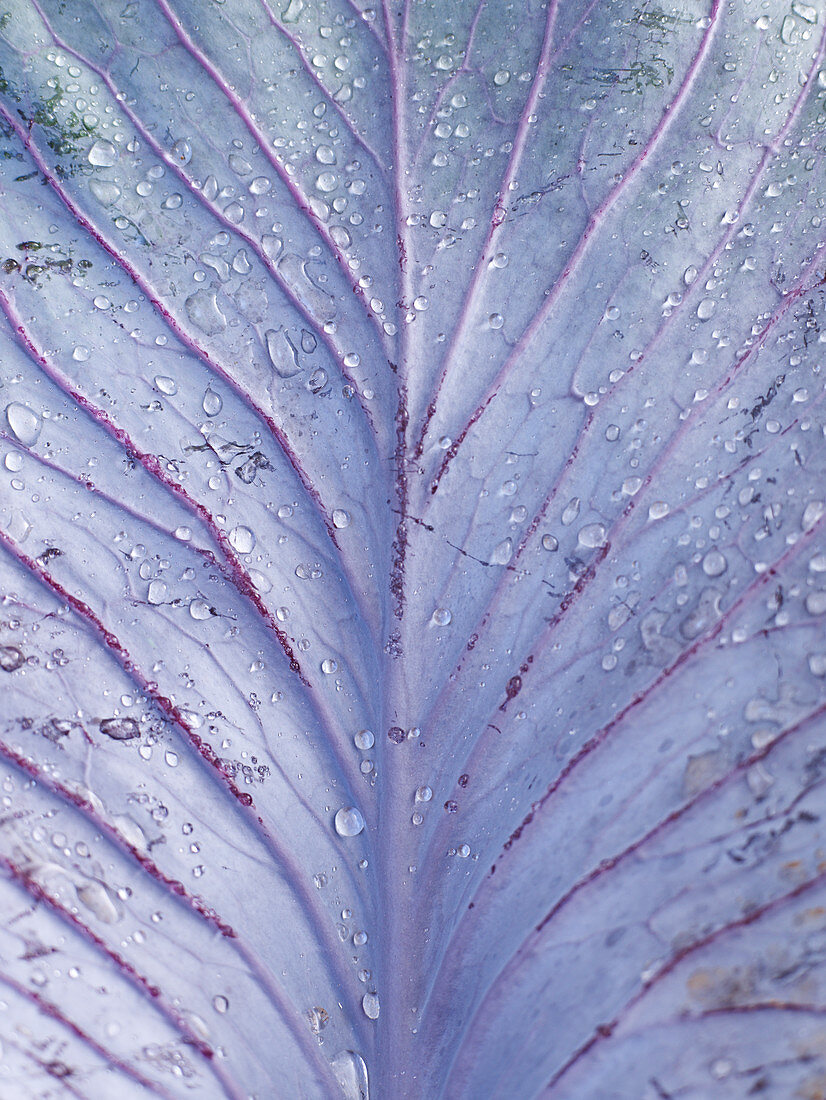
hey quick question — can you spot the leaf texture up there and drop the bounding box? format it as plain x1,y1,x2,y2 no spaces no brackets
0,1,826,1097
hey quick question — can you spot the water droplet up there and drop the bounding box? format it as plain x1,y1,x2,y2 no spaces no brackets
541,533,559,552
6,403,41,446
490,538,513,565
202,388,223,416
792,1,817,22
415,785,432,803
185,289,227,335
229,526,255,554
87,139,118,167
73,345,90,361
334,807,365,837
172,139,192,165
321,658,338,674
697,298,716,321
354,729,374,751
266,329,302,378
0,645,24,672
493,69,510,85
578,523,607,549
147,579,168,604
702,548,727,577
229,153,251,176
648,501,670,521
213,995,229,1014
154,376,177,396
333,508,351,529
361,992,380,1019
387,726,405,745
317,171,338,193
89,179,121,205
331,1049,370,1100
561,498,580,526
431,607,452,626
803,501,824,531
76,880,119,923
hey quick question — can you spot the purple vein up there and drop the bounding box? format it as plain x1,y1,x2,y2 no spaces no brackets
0,286,368,799
542,866,826,1094
422,0,723,474
0,99,350,549
411,0,488,164
438,693,826,1094
0,967,174,1097
411,0,562,457
0,100,384,694
0,742,347,1094
0,856,244,1100
152,0,392,356
28,0,383,444
421,505,826,1045
417,233,826,800
0,532,368,1043
258,0,389,174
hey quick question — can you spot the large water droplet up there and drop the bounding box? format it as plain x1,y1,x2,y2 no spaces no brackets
578,523,607,549
89,179,121,205
185,289,227,335
6,403,41,446
335,807,365,837
331,1049,369,1100
87,139,118,167
361,993,380,1020
354,729,374,750
266,329,302,378
229,525,255,554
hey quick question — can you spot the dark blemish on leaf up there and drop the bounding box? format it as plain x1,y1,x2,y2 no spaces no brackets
387,726,405,744
99,716,140,741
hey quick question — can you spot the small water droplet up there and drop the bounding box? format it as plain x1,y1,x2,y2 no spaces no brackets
361,992,380,1019
333,508,351,529
431,607,452,626
202,388,223,416
702,548,727,577
172,139,192,165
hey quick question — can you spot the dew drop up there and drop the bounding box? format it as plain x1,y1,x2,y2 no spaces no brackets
702,548,727,577
361,993,380,1020
6,403,41,446
354,729,374,750
578,523,607,549
172,139,192,165
87,139,118,167
229,525,255,554
333,508,351,529
431,607,452,626
202,388,223,416
334,807,365,837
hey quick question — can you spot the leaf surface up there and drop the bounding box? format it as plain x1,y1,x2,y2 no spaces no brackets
1,1,826,1097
